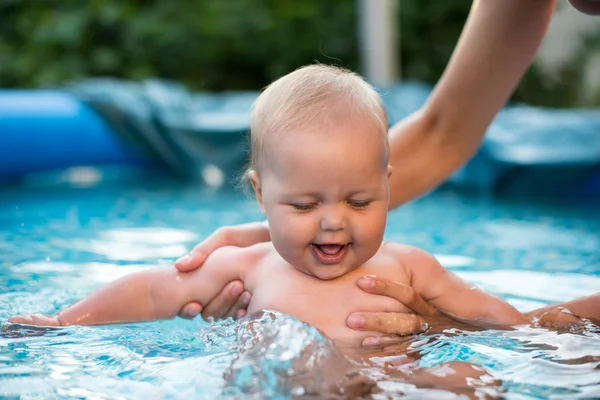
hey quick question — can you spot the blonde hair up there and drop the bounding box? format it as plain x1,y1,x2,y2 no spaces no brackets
248,64,388,173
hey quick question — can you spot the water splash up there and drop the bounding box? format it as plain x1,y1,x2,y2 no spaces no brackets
1,187,599,399
221,311,368,399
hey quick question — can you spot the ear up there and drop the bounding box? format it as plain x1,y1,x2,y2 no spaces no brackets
387,164,393,179
248,170,266,215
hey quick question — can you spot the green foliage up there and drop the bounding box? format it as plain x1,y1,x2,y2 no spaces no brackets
0,0,359,90
1,0,599,107
399,0,472,83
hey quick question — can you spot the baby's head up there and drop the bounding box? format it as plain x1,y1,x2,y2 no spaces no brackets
248,64,391,280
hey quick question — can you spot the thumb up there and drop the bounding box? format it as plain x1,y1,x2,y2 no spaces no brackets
175,227,235,272
174,250,208,272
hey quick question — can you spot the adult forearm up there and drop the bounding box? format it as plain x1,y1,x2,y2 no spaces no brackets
388,0,556,209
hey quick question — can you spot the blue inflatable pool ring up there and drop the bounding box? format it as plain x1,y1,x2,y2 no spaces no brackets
1,78,599,195
0,79,254,182
0,90,148,177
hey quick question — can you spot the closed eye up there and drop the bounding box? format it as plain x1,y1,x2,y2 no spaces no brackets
290,203,317,211
348,200,372,209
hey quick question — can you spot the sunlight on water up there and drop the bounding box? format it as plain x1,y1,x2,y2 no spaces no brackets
456,270,600,304
1,183,599,399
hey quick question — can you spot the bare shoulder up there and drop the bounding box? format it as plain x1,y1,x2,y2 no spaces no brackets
379,242,437,264
201,241,276,286
206,242,273,265
378,242,442,282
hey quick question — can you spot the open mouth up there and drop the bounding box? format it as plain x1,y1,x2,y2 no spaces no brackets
310,243,350,264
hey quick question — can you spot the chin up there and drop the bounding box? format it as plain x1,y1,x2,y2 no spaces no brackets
310,264,357,280
313,270,345,280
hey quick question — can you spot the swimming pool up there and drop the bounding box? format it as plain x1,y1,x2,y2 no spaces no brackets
1,178,599,398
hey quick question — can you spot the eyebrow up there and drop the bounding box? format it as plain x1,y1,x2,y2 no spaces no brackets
282,188,383,198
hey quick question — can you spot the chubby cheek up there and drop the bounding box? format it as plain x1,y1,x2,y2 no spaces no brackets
353,210,387,252
267,208,314,258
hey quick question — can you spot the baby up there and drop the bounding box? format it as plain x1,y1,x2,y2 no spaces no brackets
8,65,529,349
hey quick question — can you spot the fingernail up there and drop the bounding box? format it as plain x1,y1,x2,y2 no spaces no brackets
230,284,243,297
187,309,199,317
347,314,365,328
241,292,251,305
175,254,191,266
362,337,381,347
357,275,375,289
236,309,247,319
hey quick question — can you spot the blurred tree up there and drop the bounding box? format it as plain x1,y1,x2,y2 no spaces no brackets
0,0,598,106
0,0,358,90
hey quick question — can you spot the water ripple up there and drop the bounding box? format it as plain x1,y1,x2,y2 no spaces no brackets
1,187,599,398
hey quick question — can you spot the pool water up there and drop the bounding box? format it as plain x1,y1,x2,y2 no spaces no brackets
1,178,599,399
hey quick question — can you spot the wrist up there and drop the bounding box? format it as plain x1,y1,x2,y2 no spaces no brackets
56,312,66,327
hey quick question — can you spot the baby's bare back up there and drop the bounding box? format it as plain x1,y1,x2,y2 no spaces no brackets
244,243,412,348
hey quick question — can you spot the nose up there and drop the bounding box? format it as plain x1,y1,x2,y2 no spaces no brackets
319,205,346,232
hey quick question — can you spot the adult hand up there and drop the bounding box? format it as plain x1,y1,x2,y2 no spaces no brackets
174,221,270,320
346,275,475,348
530,307,587,333
350,277,598,346
525,293,599,323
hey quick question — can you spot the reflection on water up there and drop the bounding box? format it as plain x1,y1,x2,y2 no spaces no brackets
0,182,599,398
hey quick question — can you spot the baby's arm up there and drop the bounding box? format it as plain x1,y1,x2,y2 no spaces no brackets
395,245,530,328
8,246,253,326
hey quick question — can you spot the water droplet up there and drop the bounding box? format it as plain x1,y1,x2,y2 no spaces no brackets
291,385,305,396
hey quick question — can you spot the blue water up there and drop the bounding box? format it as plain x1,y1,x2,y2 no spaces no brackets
1,177,599,399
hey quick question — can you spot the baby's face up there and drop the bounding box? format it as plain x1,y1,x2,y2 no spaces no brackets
252,119,390,280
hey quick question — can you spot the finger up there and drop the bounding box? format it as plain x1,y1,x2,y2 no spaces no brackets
224,291,252,319
174,246,211,272
8,314,60,326
8,315,34,324
360,335,411,348
174,253,204,272
175,227,233,272
357,275,439,316
201,280,245,320
178,302,203,319
347,312,426,335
